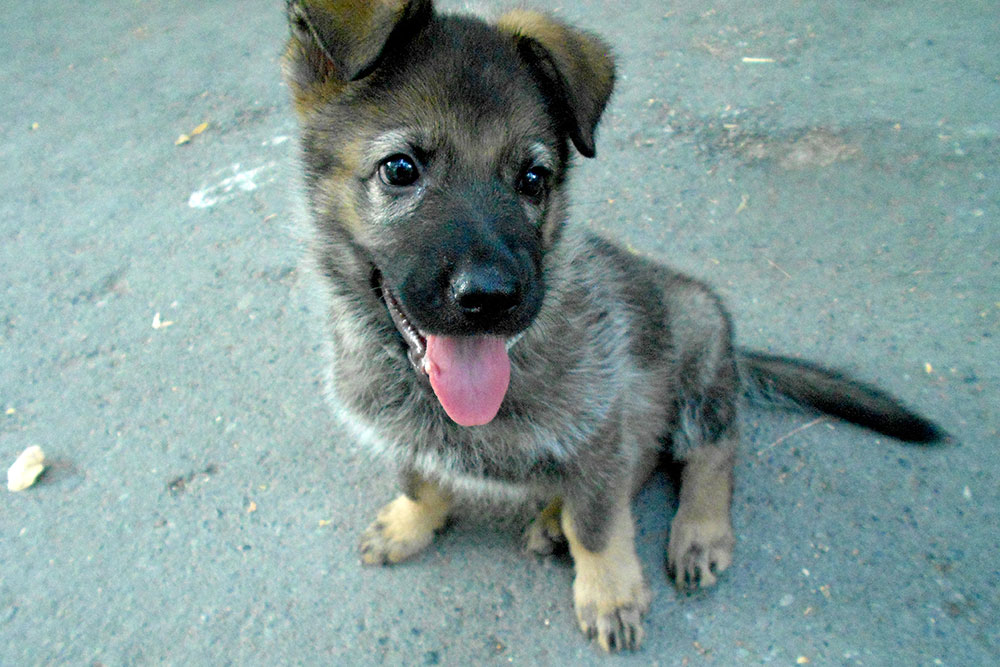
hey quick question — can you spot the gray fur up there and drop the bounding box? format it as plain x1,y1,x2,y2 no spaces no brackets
285,0,940,545
283,0,943,651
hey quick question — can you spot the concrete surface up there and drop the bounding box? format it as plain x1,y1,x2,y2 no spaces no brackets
1,0,997,664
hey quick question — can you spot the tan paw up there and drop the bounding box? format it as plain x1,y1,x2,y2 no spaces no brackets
573,568,652,652
359,494,447,566
667,513,734,589
523,499,566,555
562,499,651,651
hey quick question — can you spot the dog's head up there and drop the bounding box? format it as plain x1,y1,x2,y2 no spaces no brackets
283,0,614,426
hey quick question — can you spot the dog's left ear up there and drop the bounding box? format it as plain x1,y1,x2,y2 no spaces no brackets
498,10,615,158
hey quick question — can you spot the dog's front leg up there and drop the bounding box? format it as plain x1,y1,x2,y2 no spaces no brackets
562,491,652,652
360,472,451,566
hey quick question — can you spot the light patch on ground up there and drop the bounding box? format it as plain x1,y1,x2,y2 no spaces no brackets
188,162,277,209
741,129,861,169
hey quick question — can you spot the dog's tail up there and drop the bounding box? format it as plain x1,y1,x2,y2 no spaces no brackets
738,350,947,443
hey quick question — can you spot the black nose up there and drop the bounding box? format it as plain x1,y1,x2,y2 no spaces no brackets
450,265,522,317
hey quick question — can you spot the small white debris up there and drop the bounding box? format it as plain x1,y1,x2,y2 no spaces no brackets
152,312,174,329
7,446,45,491
261,135,290,146
963,486,972,500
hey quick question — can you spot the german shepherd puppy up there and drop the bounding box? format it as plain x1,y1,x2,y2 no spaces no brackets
282,0,944,652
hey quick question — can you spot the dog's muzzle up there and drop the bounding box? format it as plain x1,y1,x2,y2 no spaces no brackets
377,272,525,427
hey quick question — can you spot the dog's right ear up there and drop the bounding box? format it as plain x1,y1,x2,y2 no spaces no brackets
283,0,432,111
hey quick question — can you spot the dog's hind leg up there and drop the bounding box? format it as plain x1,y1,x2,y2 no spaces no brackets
667,438,736,588
524,497,566,555
360,473,451,566
660,277,739,588
665,370,739,589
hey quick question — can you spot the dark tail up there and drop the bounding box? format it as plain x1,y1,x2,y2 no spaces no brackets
739,350,947,444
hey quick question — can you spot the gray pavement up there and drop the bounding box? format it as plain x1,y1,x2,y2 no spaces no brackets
1,0,997,664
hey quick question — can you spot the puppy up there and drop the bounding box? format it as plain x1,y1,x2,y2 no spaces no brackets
281,0,943,652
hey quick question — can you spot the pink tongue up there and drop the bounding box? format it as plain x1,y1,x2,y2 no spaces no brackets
424,335,510,426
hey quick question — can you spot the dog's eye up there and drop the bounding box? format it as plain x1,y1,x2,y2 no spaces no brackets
516,166,549,200
379,154,419,187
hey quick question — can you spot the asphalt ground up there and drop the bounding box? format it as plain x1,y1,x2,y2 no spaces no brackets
1,0,997,664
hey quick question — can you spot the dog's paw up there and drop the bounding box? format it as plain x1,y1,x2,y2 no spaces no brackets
573,568,652,652
523,500,566,556
667,512,734,589
359,495,444,566
524,517,565,555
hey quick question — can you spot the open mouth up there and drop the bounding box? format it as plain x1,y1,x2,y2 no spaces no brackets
376,272,519,427
380,278,428,371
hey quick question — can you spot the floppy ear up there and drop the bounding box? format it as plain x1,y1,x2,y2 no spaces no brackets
498,10,615,158
284,0,432,107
